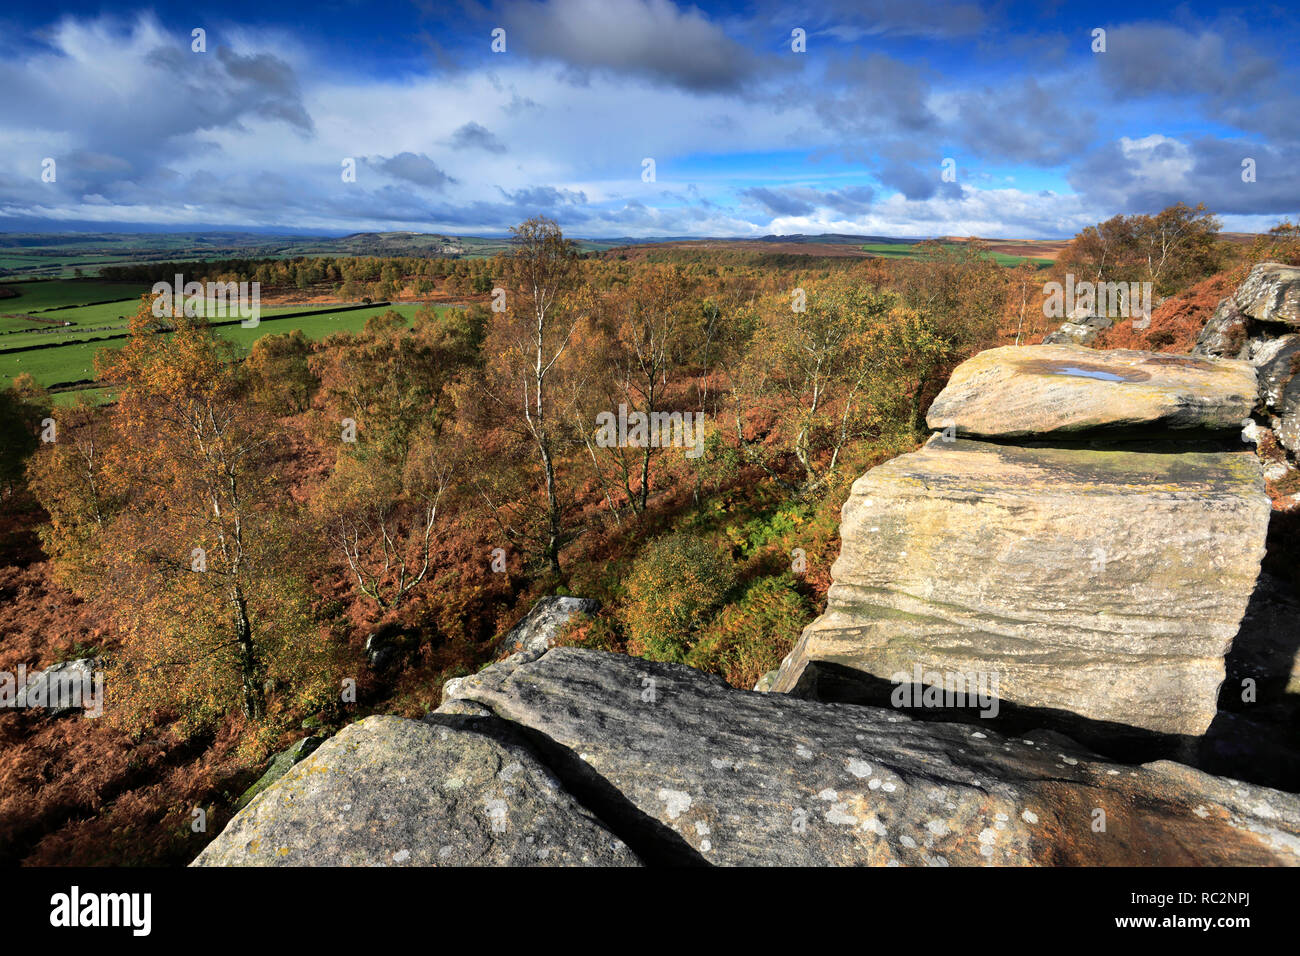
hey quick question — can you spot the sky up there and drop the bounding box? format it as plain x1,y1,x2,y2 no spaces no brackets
0,0,1297,239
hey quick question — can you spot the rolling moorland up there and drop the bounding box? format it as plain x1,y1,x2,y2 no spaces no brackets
1,207,1299,865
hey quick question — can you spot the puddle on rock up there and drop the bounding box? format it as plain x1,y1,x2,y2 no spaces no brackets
1017,358,1151,383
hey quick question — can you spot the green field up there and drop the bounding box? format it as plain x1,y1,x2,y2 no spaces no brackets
0,279,145,310
50,386,117,407
1,301,452,390
214,303,430,352
0,301,380,350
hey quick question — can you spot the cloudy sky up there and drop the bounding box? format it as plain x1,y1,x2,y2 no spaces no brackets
0,0,1296,238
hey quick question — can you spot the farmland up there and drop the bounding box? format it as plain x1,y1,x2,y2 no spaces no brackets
0,281,452,392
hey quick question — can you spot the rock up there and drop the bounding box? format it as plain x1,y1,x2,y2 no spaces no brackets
1278,374,1300,456
233,737,323,812
1246,333,1299,411
441,648,1300,866
926,345,1258,439
1193,298,1249,358
772,435,1271,739
753,670,779,693
364,623,420,671
1232,262,1300,326
12,658,103,718
1042,323,1097,346
193,715,638,866
497,596,600,657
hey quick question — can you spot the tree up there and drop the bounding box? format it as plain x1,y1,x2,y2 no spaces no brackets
1136,202,1221,294
321,422,453,610
733,274,904,496
472,217,583,575
25,396,120,592
895,241,1006,427
32,307,331,730
0,374,50,503
311,307,475,609
595,265,700,513
1060,203,1221,295
1247,220,1300,266
245,329,317,414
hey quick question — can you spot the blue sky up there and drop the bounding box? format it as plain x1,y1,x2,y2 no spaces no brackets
0,0,1296,238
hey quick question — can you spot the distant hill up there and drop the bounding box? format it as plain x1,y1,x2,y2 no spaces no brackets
6,229,1264,278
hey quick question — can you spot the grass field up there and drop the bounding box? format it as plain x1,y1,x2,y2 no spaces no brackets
1,302,451,390
0,302,384,350
0,278,145,310
50,386,118,407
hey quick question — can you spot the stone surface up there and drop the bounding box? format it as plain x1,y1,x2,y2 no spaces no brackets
192,715,638,866
364,623,419,671
772,435,1271,738
1043,323,1099,347
441,648,1300,866
234,737,322,812
1194,298,1249,358
13,658,102,718
926,345,1258,439
497,595,600,657
1251,334,1300,409
1233,262,1300,326
1279,374,1300,456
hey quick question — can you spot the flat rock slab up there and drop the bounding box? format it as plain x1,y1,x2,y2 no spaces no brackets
192,715,638,866
443,648,1300,866
773,436,1271,738
926,344,1257,439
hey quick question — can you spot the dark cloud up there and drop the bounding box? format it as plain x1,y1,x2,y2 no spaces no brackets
369,153,457,190
949,78,1095,166
450,121,507,153
740,185,875,218
777,0,988,39
817,52,937,136
823,185,874,216
741,187,816,217
497,185,588,208
215,47,314,133
498,0,766,92
1068,135,1300,217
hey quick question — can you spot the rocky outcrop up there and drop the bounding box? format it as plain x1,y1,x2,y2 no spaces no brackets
364,623,421,671
1230,263,1300,326
193,714,638,866
1196,262,1300,464
497,596,600,657
1043,315,1112,347
925,344,1257,439
12,657,102,718
196,648,1300,866
773,433,1270,739
776,342,1271,745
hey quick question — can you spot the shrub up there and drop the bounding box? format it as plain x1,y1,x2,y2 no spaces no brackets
687,574,813,689
620,532,736,663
